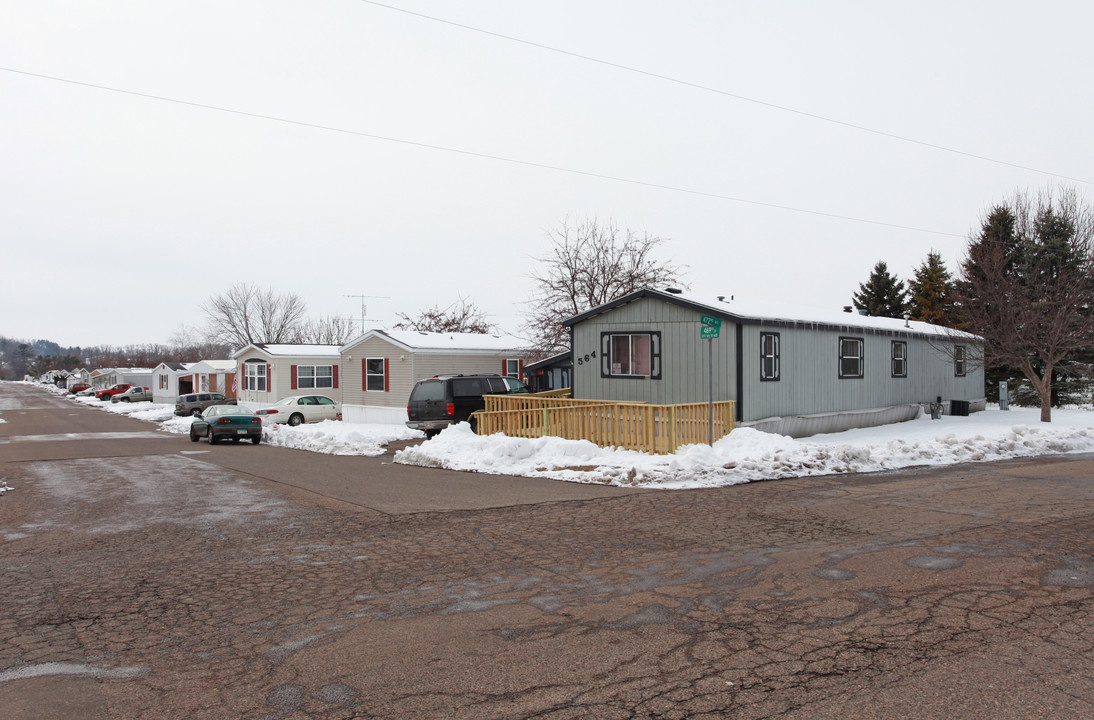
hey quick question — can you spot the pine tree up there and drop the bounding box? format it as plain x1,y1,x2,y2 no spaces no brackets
851,260,908,318
907,250,956,326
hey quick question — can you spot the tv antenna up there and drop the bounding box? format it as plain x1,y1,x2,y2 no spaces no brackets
344,294,388,334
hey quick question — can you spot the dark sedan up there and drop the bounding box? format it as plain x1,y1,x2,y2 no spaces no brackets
189,405,263,445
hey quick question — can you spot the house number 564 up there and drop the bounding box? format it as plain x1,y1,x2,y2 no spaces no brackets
576,350,597,365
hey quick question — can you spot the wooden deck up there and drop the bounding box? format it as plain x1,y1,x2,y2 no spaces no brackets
477,391,734,454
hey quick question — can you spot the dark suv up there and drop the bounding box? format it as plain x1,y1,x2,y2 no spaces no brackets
406,374,529,435
175,392,237,417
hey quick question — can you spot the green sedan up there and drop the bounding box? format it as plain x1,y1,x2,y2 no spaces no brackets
189,405,263,445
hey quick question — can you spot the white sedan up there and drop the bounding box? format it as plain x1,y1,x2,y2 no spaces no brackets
255,395,342,426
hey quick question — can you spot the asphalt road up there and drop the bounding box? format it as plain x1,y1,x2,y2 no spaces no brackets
1,382,1092,719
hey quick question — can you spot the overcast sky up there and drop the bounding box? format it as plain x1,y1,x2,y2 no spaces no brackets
4,1,1093,349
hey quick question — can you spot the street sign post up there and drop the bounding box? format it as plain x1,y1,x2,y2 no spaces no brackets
699,316,722,445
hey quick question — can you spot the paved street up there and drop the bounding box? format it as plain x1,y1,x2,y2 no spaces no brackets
1,382,1093,719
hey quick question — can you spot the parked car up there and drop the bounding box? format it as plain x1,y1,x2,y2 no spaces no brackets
255,395,342,426
96,383,134,401
174,392,237,417
406,374,530,435
67,383,90,394
111,386,153,403
189,405,263,445
75,387,97,397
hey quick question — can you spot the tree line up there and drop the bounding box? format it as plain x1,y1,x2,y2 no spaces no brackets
851,187,1094,421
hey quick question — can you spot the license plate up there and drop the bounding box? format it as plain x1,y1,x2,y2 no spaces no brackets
237,429,248,435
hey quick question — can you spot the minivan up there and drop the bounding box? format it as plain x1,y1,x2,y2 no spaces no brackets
406,374,529,435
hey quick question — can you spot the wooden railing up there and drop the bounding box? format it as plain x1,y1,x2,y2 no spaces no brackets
476,395,735,454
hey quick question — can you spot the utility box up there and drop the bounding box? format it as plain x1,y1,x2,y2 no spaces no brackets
950,400,970,417
999,381,1009,410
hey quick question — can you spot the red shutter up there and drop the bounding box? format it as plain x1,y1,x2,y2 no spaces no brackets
384,358,390,392
290,365,298,390
332,364,339,389
266,364,271,393
362,358,368,391
502,359,508,376
519,359,524,378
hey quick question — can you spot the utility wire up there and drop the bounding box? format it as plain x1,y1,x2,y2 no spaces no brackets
1,66,963,238
359,0,1091,186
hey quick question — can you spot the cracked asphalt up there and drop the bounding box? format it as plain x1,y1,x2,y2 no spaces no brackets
1,382,1093,719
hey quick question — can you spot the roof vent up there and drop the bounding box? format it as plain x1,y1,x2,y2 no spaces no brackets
665,287,683,294
843,306,852,313
858,309,869,316
717,295,725,302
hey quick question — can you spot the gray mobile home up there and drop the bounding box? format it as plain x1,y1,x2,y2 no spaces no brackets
564,288,985,437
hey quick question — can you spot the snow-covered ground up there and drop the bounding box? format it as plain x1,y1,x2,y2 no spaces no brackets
36,383,1094,489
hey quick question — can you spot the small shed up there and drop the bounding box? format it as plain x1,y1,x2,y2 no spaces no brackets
339,329,532,424
564,288,986,437
232,344,342,406
151,362,195,404
189,359,237,398
523,351,572,393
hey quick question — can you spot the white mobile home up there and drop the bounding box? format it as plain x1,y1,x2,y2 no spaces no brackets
565,288,985,437
151,362,195,404
232,344,342,406
188,359,237,398
339,329,531,424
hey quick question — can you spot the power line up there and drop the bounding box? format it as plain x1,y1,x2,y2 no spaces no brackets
358,0,1091,186
1,66,962,238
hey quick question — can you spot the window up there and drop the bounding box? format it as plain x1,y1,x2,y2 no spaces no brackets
504,358,521,378
296,364,333,389
159,374,169,389
891,341,907,378
839,337,864,379
365,358,386,391
954,345,966,376
760,332,780,381
609,334,651,376
243,362,266,391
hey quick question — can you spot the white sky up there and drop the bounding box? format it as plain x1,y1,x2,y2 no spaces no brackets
4,1,1093,348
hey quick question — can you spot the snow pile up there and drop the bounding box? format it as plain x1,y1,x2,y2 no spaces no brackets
72,395,178,424
394,409,1094,488
259,420,424,456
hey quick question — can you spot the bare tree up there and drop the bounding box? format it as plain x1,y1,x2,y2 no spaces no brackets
394,297,496,334
296,315,359,345
956,187,1094,422
202,283,307,350
523,218,686,354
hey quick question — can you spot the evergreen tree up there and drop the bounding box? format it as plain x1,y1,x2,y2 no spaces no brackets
907,251,957,326
851,260,908,318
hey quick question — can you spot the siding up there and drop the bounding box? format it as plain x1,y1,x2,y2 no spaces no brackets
740,324,984,421
571,296,736,405
234,349,340,405
572,296,986,423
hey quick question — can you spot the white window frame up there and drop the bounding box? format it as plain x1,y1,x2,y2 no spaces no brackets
365,358,386,392
839,337,864,379
297,364,333,389
504,358,521,379
244,362,267,392
609,333,653,377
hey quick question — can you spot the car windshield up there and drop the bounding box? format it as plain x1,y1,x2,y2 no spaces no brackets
274,397,297,406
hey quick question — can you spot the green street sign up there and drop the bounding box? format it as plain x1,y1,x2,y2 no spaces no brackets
700,315,721,339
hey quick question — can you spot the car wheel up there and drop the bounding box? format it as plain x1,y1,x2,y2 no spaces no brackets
189,427,200,443
208,429,219,445
121,397,130,402
288,413,304,427
232,437,240,443
191,408,202,417
251,436,261,445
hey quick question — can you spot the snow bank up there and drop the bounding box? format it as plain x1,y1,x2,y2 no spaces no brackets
258,420,424,456
394,409,1094,488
